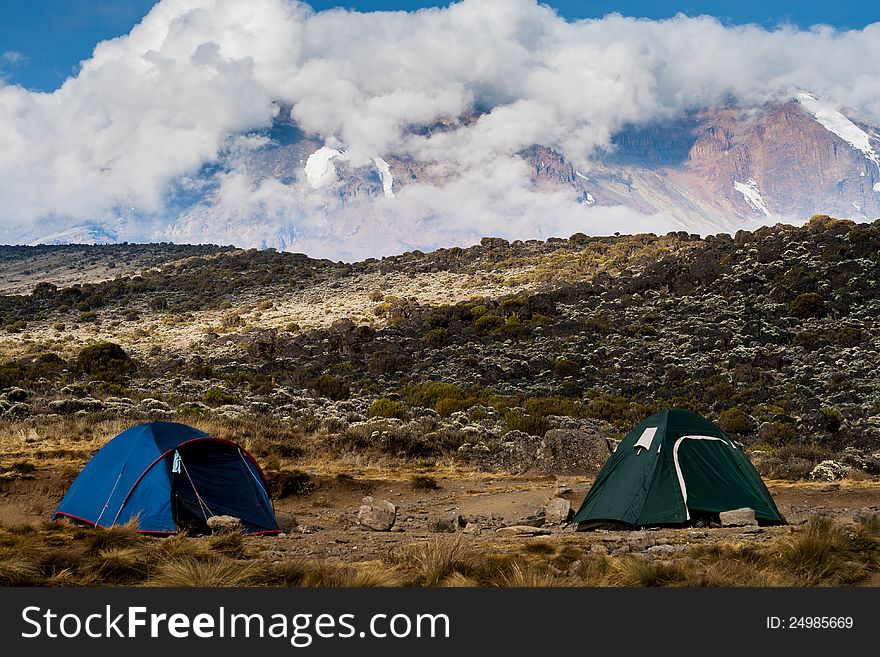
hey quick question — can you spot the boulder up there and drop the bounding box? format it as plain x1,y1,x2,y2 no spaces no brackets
853,507,880,524
47,397,104,414
535,427,612,475
428,513,464,533
544,497,572,524
357,496,396,531
5,387,31,402
207,515,245,535
719,507,758,527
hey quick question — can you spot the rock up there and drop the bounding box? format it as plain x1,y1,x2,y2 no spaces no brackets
207,515,245,535
535,428,612,475
5,387,30,402
140,398,171,412
853,507,880,524
516,514,546,528
2,402,30,419
544,497,572,524
646,544,682,555
810,460,849,481
719,507,758,527
357,496,397,531
47,397,104,414
496,525,552,536
428,513,463,533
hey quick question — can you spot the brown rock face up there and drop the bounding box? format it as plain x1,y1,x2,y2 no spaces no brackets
598,101,880,226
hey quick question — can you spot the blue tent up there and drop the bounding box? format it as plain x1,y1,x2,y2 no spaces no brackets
53,421,280,535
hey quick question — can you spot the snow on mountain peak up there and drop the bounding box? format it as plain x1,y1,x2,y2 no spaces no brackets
734,179,771,216
372,157,395,198
796,92,880,173
304,147,341,189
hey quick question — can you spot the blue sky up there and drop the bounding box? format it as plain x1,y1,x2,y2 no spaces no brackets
2,1,879,91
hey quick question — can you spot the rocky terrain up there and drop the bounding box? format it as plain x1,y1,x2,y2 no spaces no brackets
1,216,880,585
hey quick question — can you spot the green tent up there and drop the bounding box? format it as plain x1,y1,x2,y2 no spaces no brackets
572,408,785,528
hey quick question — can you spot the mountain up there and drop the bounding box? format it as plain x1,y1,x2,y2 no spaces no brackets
27,93,880,254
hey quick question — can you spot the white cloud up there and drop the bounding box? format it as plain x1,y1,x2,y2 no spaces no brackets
1,0,879,257
1,51,29,66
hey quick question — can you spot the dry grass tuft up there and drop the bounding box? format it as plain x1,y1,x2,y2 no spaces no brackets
148,556,261,587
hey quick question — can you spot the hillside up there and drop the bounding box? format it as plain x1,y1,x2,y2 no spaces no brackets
1,216,879,479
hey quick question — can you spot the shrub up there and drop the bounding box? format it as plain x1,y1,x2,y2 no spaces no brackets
718,407,756,434
203,387,237,406
368,398,409,420
504,410,550,436
474,314,505,335
523,396,579,418
411,475,439,491
789,293,826,319
368,349,400,376
403,382,466,409
552,358,580,378
76,342,135,381
435,397,469,417
421,328,448,348
758,421,797,446
307,374,350,401
493,316,530,339
499,298,527,317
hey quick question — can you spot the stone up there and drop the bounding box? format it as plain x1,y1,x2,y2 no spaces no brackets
207,515,245,535
357,496,397,531
428,513,463,533
544,497,572,524
5,387,30,402
853,507,880,524
496,525,552,536
719,507,758,527
535,428,612,475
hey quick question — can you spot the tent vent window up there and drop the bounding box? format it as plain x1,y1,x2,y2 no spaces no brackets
634,427,657,453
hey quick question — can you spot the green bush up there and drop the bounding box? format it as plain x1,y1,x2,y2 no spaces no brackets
76,342,135,381
504,410,550,437
524,396,580,418
435,397,469,417
203,387,237,406
403,382,466,409
474,314,505,335
789,293,826,319
421,329,448,348
552,359,580,378
492,316,529,339
759,421,797,446
718,407,756,434
368,398,409,420
307,374,350,401
499,298,527,317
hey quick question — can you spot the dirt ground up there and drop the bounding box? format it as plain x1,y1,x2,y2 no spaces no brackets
3,467,879,572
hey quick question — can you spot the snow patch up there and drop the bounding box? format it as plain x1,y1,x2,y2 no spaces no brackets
734,179,771,216
304,147,341,189
874,182,880,193
575,171,589,181
372,157,395,198
797,92,880,172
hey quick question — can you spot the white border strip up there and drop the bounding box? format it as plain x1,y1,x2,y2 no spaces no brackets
672,435,734,521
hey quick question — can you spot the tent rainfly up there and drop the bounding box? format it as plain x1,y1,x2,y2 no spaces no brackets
53,421,280,535
572,408,785,528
